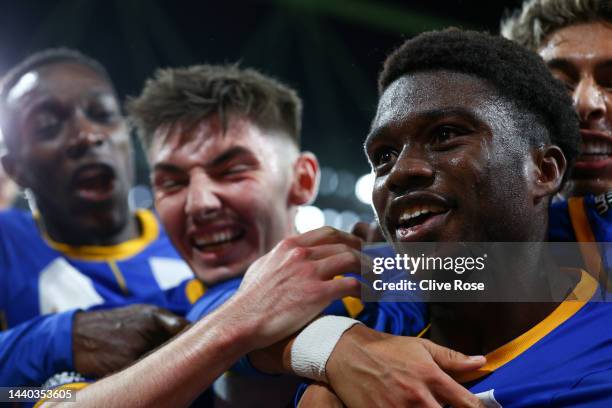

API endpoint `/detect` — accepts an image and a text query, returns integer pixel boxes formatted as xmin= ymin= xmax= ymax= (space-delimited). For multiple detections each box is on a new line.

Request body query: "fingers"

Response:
xmin=350 ymin=221 xmax=371 ymax=242
xmin=351 ymin=221 xmax=385 ymax=243
xmin=307 ymin=244 xmax=360 ymax=261
xmin=320 ymin=276 xmax=362 ymax=300
xmin=423 ymin=340 xmax=486 ymax=373
xmin=430 ymin=371 xmax=486 ymax=408
xmin=293 ymin=227 xmax=362 ymax=250
xmin=314 ymin=250 xmax=372 ymax=280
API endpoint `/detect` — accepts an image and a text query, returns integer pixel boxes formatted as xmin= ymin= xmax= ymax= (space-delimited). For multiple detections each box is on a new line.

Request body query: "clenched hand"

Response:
xmin=72 ymin=304 xmax=189 ymax=377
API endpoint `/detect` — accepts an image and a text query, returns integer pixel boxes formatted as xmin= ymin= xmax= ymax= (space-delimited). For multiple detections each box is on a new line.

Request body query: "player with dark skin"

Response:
xmin=0 ymin=60 xmax=188 ymax=378
xmin=299 ymin=33 xmax=578 ymax=406
xmin=358 ymin=3 xmax=612 ymax=238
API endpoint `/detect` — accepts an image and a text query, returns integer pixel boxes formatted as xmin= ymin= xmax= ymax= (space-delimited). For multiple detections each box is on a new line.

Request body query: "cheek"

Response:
xmin=440 ymin=141 xmax=493 ymax=191
xmin=155 ymin=194 xmax=186 ymax=236
xmin=217 ymin=180 xmax=270 ymax=229
xmin=371 ymin=177 xmax=388 ymax=222
xmin=25 ymin=144 xmax=63 ymax=167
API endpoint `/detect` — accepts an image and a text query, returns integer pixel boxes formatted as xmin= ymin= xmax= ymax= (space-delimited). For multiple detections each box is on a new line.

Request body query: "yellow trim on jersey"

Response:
xmin=186 ymin=279 xmax=207 ymax=304
xmin=416 ymin=323 xmax=431 ymax=338
xmin=568 ymin=197 xmax=602 ymax=276
xmin=39 ymin=209 xmax=159 ymax=261
xmin=333 ymin=275 xmax=365 ymax=318
xmin=108 ymin=260 xmax=130 ymax=295
xmin=569 ymin=197 xmax=597 ymax=242
xmin=341 ymin=296 xmax=364 ymax=318
xmin=33 ymin=382 xmax=89 ymax=408
xmin=456 ymin=270 xmax=596 ymax=383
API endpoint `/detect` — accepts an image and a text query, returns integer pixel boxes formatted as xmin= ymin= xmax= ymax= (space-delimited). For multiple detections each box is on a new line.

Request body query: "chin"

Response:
xmin=82 ymin=216 xmax=126 ymax=238
xmin=192 ymin=262 xmax=248 ymax=286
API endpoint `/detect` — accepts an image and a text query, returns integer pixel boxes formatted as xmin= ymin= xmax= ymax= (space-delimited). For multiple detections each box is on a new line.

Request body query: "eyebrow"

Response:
xmin=22 ymin=89 xmax=116 ymax=118
xmin=545 ymin=58 xmax=578 ymax=73
xmin=365 ymin=107 xmax=482 ymax=149
xmin=152 ymin=162 xmax=183 ymax=175
xmin=152 ymin=146 xmax=255 ymax=174
xmin=207 ymin=146 xmax=254 ymax=167
xmin=21 ymin=97 xmax=62 ymax=121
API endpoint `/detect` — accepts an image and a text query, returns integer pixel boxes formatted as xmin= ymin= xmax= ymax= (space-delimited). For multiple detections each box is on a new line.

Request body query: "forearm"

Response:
xmin=45 ymin=300 xmax=258 ymax=408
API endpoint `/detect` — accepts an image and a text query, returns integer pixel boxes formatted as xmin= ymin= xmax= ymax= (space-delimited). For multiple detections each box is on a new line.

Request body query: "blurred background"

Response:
xmin=0 ymin=0 xmax=523 ymax=230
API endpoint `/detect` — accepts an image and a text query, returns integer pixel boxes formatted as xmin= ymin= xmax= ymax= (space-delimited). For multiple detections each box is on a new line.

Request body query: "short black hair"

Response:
xmin=378 ymin=29 xmax=580 ymax=181
xmin=127 ymin=64 xmax=302 ymax=152
xmin=0 ymin=48 xmax=114 ymax=152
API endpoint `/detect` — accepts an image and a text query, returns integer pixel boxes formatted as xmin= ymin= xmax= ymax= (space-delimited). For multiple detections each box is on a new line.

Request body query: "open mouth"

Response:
xmin=577 ymin=140 xmax=612 ymax=162
xmin=398 ymin=204 xmax=447 ymax=228
xmin=574 ymin=130 xmax=612 ymax=172
xmin=190 ymin=226 xmax=246 ymax=252
xmin=394 ymin=203 xmax=449 ymax=241
xmin=71 ymin=164 xmax=116 ymax=202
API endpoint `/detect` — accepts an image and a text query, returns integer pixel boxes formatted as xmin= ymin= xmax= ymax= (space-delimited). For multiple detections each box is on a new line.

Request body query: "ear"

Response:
xmin=288 ymin=152 xmax=320 ymax=206
xmin=1 ymin=153 xmax=28 ymax=188
xmin=531 ymin=145 xmax=566 ymax=202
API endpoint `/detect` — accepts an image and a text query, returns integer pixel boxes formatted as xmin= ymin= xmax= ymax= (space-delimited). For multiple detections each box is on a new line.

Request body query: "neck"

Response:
xmin=37 ymin=204 xmax=140 ymax=246
xmin=428 ymin=301 xmax=559 ymax=355
xmin=427 ymin=256 xmax=576 ymax=355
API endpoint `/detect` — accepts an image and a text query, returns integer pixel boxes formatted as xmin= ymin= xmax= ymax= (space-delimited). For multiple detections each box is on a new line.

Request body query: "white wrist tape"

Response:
xmin=290 ymin=315 xmax=363 ymax=382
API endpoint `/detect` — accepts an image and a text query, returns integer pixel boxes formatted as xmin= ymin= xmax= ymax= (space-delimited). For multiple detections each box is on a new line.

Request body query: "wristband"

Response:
xmin=290 ymin=315 xmax=363 ymax=382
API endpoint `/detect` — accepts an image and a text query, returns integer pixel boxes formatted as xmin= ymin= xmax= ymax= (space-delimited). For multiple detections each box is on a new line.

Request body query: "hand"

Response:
xmin=228 ymin=226 xmax=367 ymax=350
xmin=72 ymin=304 xmax=189 ymax=377
xmin=326 ymin=325 xmax=486 ymax=408
xmin=299 ymin=383 xmax=344 ymax=407
xmin=351 ymin=221 xmax=385 ymax=243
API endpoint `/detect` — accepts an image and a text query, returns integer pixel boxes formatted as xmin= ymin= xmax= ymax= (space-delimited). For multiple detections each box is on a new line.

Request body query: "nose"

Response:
xmin=385 ymin=146 xmax=434 ymax=195
xmin=573 ymin=77 xmax=606 ymax=125
xmin=185 ymin=172 xmax=223 ymax=223
xmin=65 ymin=113 xmax=108 ymax=159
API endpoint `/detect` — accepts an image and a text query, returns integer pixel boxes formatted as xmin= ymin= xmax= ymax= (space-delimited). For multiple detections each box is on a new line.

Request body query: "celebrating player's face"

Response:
xmin=3 ymin=62 xmax=133 ymax=238
xmin=150 ymin=115 xmax=301 ymax=284
xmin=539 ymin=22 xmax=612 ymax=197
xmin=366 ymin=70 xmax=548 ymax=244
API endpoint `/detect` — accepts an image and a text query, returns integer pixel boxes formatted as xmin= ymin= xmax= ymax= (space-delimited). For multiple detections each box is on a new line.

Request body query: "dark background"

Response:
xmin=0 ymin=0 xmax=524 ymax=227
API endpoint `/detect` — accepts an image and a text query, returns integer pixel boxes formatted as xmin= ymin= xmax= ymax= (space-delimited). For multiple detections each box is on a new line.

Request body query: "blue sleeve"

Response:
xmin=358 ymin=301 xmax=427 ymax=336
xmin=87 ymin=278 xmax=199 ymax=317
xmin=0 ymin=310 xmax=76 ymax=386
xmin=321 ymin=270 xmax=428 ymax=336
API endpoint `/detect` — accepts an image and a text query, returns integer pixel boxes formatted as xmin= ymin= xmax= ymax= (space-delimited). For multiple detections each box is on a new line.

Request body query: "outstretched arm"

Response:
xmin=43 ymin=227 xmax=363 ymax=407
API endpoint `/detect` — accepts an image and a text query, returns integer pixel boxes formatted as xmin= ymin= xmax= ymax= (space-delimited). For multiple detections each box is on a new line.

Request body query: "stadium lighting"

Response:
xmin=295 ymin=205 xmax=325 ymax=233
xmin=355 ymin=172 xmax=374 ymax=205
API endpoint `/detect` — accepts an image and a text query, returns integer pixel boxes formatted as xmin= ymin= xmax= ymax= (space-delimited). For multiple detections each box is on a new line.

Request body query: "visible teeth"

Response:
xmin=581 ymin=141 xmax=612 ymax=155
xmin=399 ymin=204 xmax=445 ymax=223
xmin=193 ymin=229 xmax=238 ymax=247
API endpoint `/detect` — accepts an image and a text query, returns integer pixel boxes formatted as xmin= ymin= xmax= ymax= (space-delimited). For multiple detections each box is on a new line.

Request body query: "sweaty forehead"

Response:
xmin=374 ymin=70 xmax=500 ymax=127
xmin=6 ymin=61 xmax=114 ymax=108
xmin=150 ymin=116 xmax=284 ymax=165
xmin=538 ymin=22 xmax=612 ymax=63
